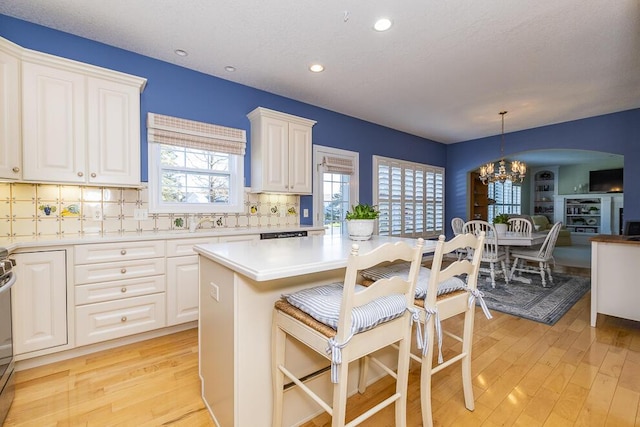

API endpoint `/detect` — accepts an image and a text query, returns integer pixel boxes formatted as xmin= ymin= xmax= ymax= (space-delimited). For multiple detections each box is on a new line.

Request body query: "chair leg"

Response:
xmin=395 ymin=332 xmax=411 ymax=427
xmin=501 ymin=260 xmax=510 ymax=284
xmin=272 ymin=316 xmax=287 ymax=427
xmin=539 ymin=261 xmax=547 ymax=287
xmin=509 ymin=257 xmax=518 ymax=280
xmin=460 ymin=305 xmax=476 ymax=411
xmin=546 ymin=262 xmax=554 ymax=284
xmin=331 ymin=353 xmax=350 ymax=427
xmin=489 ymin=262 xmax=497 ymax=288
xmin=358 ymin=356 xmax=369 ymax=394
xmin=420 ymin=315 xmax=436 ymax=427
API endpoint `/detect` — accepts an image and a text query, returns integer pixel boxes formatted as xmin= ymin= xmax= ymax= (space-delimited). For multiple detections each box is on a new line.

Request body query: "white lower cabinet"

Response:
xmin=74 ymin=241 xmax=166 ymax=346
xmin=12 ymin=250 xmax=69 ymax=356
xmin=166 ymin=255 xmax=199 ymax=325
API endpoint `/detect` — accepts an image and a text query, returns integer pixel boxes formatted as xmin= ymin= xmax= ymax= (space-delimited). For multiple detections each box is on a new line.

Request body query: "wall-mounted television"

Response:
xmin=589 ymin=168 xmax=623 ymax=193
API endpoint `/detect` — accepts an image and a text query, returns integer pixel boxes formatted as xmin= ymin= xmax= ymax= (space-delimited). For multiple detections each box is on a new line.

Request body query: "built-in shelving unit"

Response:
xmin=531 ymin=167 xmax=558 ymax=223
xmin=469 ymin=172 xmax=488 ymax=220
xmin=565 ymin=198 xmax=601 ymax=234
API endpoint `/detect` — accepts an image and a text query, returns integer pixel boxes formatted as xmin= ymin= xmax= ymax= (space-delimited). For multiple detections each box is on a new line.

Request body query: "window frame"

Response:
xmin=487 ymin=180 xmax=522 ymax=222
xmin=373 ymin=155 xmax=445 ymax=239
xmin=147 ymin=141 xmax=245 ymax=214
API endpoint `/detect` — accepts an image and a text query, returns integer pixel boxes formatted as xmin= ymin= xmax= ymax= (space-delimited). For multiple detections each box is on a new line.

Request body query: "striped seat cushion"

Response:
xmin=361 ymin=264 xmax=466 ymax=299
xmin=284 ymin=283 xmax=407 ymax=334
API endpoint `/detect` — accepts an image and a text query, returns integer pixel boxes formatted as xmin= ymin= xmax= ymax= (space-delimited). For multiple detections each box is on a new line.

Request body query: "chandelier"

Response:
xmin=479 ymin=111 xmax=526 ymax=185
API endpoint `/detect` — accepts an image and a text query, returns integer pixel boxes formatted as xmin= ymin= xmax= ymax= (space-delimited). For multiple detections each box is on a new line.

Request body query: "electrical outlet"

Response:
xmin=209 ymin=282 xmax=219 ymax=301
xmin=303 ymin=209 xmax=309 ymax=218
xmin=134 ymin=208 xmax=148 ymax=220
xmin=93 ymin=209 xmax=103 ymax=221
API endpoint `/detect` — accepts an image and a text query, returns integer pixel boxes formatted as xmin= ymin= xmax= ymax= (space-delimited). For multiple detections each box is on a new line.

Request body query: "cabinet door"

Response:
xmin=22 ymin=61 xmax=86 ymax=183
xmin=288 ymin=122 xmax=312 ymax=194
xmin=166 ymin=255 xmax=199 ymax=325
xmin=0 ymin=45 xmax=21 ymax=179
xmin=87 ymin=77 xmax=141 ymax=186
xmin=13 ymin=250 xmax=68 ymax=355
xmin=261 ymin=116 xmax=289 ymax=192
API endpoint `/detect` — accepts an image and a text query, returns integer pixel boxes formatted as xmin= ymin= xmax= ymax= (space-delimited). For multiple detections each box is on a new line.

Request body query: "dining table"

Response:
xmin=497 ymin=231 xmax=547 ymax=283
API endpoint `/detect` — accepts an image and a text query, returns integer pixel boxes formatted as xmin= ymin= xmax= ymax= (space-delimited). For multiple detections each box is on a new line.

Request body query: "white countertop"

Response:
xmin=194 ymin=234 xmax=437 ymax=281
xmin=1 ymin=225 xmax=325 ymax=253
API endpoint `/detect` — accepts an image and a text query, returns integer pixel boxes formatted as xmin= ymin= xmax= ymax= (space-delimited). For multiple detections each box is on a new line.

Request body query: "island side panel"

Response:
xmin=199 ymin=256 xmax=237 ymax=426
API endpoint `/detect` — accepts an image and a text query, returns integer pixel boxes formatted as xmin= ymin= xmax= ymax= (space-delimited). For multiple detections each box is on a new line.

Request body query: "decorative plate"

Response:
xmin=586 ymin=218 xmax=597 ymax=225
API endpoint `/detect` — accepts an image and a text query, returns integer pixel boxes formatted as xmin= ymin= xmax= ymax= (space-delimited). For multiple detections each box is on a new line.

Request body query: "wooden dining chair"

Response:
xmin=271 ymin=238 xmax=425 ymax=427
xmin=462 ymin=220 xmax=509 ymax=288
xmin=451 ymin=217 xmax=467 ymax=260
xmin=510 ymin=221 xmax=563 ymax=287
xmin=508 ymin=217 xmax=532 ymax=235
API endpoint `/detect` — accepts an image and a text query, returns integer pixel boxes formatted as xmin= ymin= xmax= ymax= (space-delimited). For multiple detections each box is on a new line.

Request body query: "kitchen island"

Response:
xmin=195 ymin=234 xmax=436 ymax=427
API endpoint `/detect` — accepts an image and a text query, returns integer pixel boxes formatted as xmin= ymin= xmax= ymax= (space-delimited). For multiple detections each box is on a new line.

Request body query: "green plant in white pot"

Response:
xmin=493 ymin=213 xmax=510 ymax=236
xmin=345 ymin=203 xmax=380 ymax=241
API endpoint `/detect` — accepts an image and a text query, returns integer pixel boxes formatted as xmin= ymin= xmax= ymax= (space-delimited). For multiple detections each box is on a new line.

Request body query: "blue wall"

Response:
xmin=2 ymin=14 xmax=639 ymax=228
xmin=446 ymin=109 xmax=640 ymax=228
xmin=0 ymin=15 xmax=445 ymax=225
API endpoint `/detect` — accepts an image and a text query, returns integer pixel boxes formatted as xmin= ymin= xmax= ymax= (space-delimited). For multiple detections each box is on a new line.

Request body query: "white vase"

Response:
xmin=347 ymin=219 xmax=375 ymax=241
xmin=495 ymin=223 xmax=508 ymax=236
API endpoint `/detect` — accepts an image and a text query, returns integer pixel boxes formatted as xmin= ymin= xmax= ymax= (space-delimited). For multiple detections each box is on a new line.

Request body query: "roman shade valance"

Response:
xmin=323 ymin=155 xmax=355 ymax=175
xmin=147 ymin=113 xmax=246 ymax=155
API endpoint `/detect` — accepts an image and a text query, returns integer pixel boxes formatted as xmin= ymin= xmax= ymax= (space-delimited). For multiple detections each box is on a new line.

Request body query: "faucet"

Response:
xmin=189 ymin=216 xmax=215 ymax=232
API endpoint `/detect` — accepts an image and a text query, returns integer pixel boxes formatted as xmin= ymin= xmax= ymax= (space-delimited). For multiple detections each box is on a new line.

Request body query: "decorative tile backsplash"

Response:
xmin=0 ymin=183 xmax=300 ymax=237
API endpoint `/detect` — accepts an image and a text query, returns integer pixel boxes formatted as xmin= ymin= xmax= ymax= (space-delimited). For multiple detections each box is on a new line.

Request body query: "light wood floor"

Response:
xmin=5 ymin=267 xmax=640 ymax=426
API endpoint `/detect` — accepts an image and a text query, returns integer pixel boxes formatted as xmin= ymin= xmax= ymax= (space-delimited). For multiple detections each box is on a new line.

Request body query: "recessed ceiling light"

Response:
xmin=374 ymin=18 xmax=392 ymax=32
xmin=309 ymin=64 xmax=325 ymax=73
xmin=174 ymin=49 xmax=188 ymax=57
xmin=225 ymin=66 xmax=236 ymax=72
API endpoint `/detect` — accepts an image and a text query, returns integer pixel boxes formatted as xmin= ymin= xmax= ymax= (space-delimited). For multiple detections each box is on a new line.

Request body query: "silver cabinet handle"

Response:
xmin=121 ymin=287 xmax=127 ymax=293
xmin=121 ymin=316 xmax=127 ymax=322
xmin=120 ymin=268 xmax=127 ymax=274
xmin=77 ymin=172 xmax=84 ymax=177
xmin=12 ymin=167 xmax=20 ymax=173
xmin=120 ymin=249 xmax=127 ymax=255
xmin=91 ymin=172 xmax=96 ymax=178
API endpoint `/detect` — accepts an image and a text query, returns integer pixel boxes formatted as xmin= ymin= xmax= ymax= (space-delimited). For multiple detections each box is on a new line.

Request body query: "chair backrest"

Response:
xmin=508 ymin=217 xmax=532 ymax=235
xmin=425 ymin=232 xmax=485 ymax=306
xmin=336 ymin=238 xmax=425 ymax=342
xmin=535 ymin=221 xmax=563 ymax=260
xmin=462 ymin=220 xmax=499 ymax=261
xmin=451 ymin=217 xmax=465 ymax=235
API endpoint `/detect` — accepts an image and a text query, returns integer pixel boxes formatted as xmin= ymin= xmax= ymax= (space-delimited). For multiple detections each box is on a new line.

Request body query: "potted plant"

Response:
xmin=493 ymin=213 xmax=510 ymax=236
xmin=345 ymin=203 xmax=380 ymax=241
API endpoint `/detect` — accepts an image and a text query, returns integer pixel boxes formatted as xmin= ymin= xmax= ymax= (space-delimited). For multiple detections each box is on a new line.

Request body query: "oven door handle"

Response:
xmin=0 ymin=271 xmax=16 ymax=294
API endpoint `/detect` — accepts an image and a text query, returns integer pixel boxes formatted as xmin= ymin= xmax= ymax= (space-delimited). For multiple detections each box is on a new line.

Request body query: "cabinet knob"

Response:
xmin=121 ymin=316 xmax=127 ymax=322
xmin=77 ymin=172 xmax=84 ymax=177
xmin=120 ymin=249 xmax=127 ymax=255
xmin=12 ymin=167 xmax=20 ymax=173
xmin=120 ymin=268 xmax=127 ymax=274
xmin=121 ymin=287 xmax=127 ymax=293
xmin=91 ymin=172 xmax=97 ymax=178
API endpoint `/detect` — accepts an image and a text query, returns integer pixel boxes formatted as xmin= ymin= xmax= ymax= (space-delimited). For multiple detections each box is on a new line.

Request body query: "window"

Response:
xmin=487 ymin=180 xmax=522 ymax=222
xmin=147 ymin=113 xmax=246 ymax=213
xmin=373 ymin=156 xmax=444 ymax=238
xmin=313 ymin=146 xmax=359 ymax=237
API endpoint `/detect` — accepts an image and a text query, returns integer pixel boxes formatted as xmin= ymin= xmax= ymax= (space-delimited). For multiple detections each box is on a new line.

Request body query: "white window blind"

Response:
xmin=374 ymin=156 xmax=444 ymax=238
xmin=323 ymin=155 xmax=355 ymax=175
xmin=488 ymin=181 xmax=522 ymax=222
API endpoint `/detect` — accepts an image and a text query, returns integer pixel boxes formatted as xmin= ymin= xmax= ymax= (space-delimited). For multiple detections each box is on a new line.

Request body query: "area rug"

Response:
xmin=476 ymin=272 xmax=590 ymax=325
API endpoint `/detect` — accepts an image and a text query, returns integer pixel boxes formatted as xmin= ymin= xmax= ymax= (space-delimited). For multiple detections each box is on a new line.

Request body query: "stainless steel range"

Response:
xmin=0 ymin=248 xmax=16 ymax=424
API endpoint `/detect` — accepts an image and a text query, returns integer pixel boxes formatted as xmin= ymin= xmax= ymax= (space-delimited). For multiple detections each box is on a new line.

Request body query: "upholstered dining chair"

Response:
xmin=462 ymin=220 xmax=510 ymax=288
xmin=509 ymin=221 xmax=562 ymax=287
xmin=271 ymin=238 xmax=425 ymax=427
xmin=356 ymin=232 xmax=489 ymax=427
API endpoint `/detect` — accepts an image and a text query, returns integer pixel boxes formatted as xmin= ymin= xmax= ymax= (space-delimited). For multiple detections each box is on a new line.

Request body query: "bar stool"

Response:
xmin=271 ymin=238 xmax=425 ymax=427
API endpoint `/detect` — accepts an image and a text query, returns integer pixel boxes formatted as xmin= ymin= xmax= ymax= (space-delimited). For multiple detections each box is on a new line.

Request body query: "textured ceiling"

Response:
xmin=1 ymin=0 xmax=639 ymax=144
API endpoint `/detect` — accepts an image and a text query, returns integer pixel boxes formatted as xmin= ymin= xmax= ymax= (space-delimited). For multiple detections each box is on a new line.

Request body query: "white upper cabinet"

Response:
xmin=20 ymin=47 xmax=146 ymax=186
xmin=0 ymin=38 xmax=21 ymax=179
xmin=248 ymin=107 xmax=316 ymax=194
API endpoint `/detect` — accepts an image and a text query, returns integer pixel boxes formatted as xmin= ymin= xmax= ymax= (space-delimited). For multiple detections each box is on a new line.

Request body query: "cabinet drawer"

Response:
xmin=75 ymin=240 xmax=165 ymax=264
xmin=166 ymin=237 xmax=217 ymax=257
xmin=75 ymin=258 xmax=164 ymax=285
xmin=75 ymin=275 xmax=166 ymax=305
xmin=75 ymin=293 xmax=166 ymax=347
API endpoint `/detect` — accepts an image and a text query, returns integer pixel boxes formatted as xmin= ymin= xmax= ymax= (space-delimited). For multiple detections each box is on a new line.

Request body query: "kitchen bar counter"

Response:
xmin=590 ymin=235 xmax=640 ymax=326
xmin=195 ymin=234 xmax=435 ymax=427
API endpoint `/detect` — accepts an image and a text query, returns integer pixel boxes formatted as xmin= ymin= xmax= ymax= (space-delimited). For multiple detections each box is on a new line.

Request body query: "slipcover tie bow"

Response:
xmin=408 ymin=307 xmax=424 ymax=351
xmin=326 ymin=334 xmax=354 ymax=383
xmin=421 ymin=306 xmax=443 ymax=363
xmin=467 ymin=287 xmax=493 ymax=320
